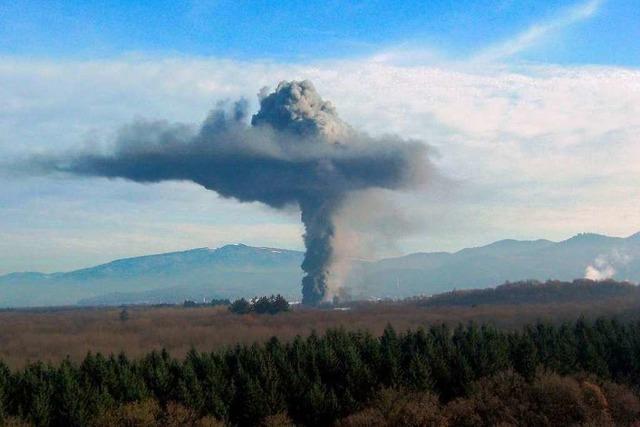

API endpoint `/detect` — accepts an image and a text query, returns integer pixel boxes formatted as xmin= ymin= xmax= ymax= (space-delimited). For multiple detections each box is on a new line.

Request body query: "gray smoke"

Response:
xmin=27 ymin=80 xmax=430 ymax=305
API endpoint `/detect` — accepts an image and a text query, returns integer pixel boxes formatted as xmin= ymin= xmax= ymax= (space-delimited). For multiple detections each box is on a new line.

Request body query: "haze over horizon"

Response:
xmin=2 ymin=0 xmax=640 ymax=275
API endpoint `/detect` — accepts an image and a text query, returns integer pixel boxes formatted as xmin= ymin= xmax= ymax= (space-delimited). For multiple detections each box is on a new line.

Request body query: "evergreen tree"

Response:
xmin=379 ymin=324 xmax=401 ymax=387
xmin=229 ymin=298 xmax=252 ymax=314
xmin=51 ymin=358 xmax=87 ymax=427
xmin=510 ymin=333 xmax=538 ymax=381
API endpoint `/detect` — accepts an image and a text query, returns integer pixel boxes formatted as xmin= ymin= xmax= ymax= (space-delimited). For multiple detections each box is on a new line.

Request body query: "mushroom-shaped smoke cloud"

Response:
xmin=31 ymin=80 xmax=431 ymax=305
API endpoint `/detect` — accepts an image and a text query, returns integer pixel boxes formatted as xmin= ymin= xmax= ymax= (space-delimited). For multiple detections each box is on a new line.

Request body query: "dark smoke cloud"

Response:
xmin=27 ymin=80 xmax=430 ymax=305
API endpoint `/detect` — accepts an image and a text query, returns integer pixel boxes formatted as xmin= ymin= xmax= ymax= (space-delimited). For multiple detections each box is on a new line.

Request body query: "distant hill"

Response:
xmin=0 ymin=244 xmax=304 ymax=307
xmin=1 ymin=232 xmax=640 ymax=307
xmin=346 ymin=232 xmax=640 ymax=299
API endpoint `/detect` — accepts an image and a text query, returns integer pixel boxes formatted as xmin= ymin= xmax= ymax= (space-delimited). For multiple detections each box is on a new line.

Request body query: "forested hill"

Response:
xmin=419 ymin=279 xmax=639 ymax=307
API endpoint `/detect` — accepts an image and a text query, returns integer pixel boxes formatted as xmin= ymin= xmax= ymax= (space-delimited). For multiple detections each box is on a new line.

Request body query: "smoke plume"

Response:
xmin=584 ymin=256 xmax=616 ymax=281
xmin=27 ymin=80 xmax=430 ymax=305
xmin=584 ymin=249 xmax=632 ymax=281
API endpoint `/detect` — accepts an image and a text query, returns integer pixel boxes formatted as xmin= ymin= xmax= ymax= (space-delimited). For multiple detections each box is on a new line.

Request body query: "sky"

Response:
xmin=1 ymin=0 xmax=639 ymax=274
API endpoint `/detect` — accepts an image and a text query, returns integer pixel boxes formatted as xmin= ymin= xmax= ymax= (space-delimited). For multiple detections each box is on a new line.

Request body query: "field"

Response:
xmin=2 ymin=291 xmax=640 ymax=369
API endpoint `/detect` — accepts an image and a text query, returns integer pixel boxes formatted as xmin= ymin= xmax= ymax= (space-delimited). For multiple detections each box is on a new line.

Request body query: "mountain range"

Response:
xmin=1 ymin=232 xmax=639 ymax=308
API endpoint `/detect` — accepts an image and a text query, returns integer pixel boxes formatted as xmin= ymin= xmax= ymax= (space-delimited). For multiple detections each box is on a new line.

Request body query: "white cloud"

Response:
xmin=473 ymin=0 xmax=602 ymax=62
xmin=1 ymin=55 xmax=639 ymax=273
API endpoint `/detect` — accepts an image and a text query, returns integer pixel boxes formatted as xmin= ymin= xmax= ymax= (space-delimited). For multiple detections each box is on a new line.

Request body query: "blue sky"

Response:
xmin=1 ymin=0 xmax=640 ymax=274
xmin=1 ymin=0 xmax=638 ymax=65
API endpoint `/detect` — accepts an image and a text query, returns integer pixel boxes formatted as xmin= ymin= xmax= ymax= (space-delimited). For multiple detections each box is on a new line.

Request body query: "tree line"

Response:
xmin=228 ymin=295 xmax=290 ymax=315
xmin=2 ymin=317 xmax=640 ymax=425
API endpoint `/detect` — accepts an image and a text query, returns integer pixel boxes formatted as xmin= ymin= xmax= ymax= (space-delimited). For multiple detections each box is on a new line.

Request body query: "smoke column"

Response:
xmin=28 ymin=80 xmax=429 ymax=305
